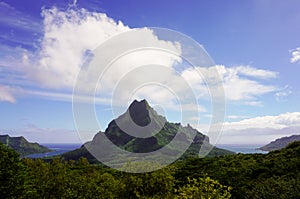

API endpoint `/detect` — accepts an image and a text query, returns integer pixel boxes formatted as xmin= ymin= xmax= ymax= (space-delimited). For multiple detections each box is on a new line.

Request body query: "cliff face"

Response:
xmin=0 ymin=134 xmax=52 ymax=156
xmin=258 ymin=134 xmax=300 ymax=151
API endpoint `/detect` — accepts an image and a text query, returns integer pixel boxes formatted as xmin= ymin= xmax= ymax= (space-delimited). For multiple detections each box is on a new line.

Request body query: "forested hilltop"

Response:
xmin=0 ymin=134 xmax=51 ymax=156
xmin=1 ymin=141 xmax=299 ymax=198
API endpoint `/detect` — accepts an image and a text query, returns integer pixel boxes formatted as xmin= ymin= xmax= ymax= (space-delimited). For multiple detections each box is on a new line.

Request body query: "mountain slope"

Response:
xmin=0 ymin=134 xmax=52 ymax=156
xmin=63 ymin=100 xmax=234 ymax=163
xmin=258 ymin=134 xmax=300 ymax=151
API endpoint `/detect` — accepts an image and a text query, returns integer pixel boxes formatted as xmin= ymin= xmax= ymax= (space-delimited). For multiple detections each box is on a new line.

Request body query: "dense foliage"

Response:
xmin=175 ymin=141 xmax=300 ymax=198
xmin=0 ymin=143 xmax=27 ymax=198
xmin=1 ymin=141 xmax=299 ymax=198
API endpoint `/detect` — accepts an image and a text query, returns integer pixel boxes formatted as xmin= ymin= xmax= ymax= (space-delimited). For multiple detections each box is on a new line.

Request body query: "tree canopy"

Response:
xmin=1 ymin=141 xmax=300 ymax=198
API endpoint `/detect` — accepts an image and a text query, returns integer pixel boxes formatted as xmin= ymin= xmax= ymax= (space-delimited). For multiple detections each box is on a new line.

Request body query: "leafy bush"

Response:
xmin=175 ymin=177 xmax=231 ymax=199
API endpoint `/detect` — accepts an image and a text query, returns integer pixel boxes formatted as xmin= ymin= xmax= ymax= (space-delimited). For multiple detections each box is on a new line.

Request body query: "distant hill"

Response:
xmin=0 ymin=134 xmax=52 ymax=156
xmin=258 ymin=134 xmax=300 ymax=151
xmin=63 ymin=99 xmax=234 ymax=163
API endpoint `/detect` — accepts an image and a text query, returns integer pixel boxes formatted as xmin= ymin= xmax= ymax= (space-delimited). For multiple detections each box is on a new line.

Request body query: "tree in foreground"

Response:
xmin=175 ymin=177 xmax=232 ymax=199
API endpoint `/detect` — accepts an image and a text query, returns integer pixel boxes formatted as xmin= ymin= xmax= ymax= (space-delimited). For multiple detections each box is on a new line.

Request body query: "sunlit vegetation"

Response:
xmin=175 ymin=141 xmax=300 ymax=199
xmin=1 ymin=141 xmax=300 ymax=198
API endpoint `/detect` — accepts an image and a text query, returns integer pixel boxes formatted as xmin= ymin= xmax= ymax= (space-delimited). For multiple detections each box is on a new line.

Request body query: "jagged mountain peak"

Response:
xmin=101 ymin=99 xmax=208 ymax=153
xmin=128 ymin=99 xmax=152 ymax=126
xmin=62 ymin=99 xmax=234 ymax=162
xmin=129 ymin=99 xmax=150 ymax=110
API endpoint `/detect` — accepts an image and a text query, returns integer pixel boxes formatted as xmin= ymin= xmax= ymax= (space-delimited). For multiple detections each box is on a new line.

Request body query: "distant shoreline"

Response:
xmin=26 ymin=143 xmax=268 ymax=159
xmin=25 ymin=143 xmax=82 ymax=158
xmin=216 ymin=144 xmax=268 ymax=154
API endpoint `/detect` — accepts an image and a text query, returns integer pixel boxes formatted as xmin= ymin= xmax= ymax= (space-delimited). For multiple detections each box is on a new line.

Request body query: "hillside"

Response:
xmin=258 ymin=134 xmax=300 ymax=151
xmin=63 ymin=99 xmax=234 ymax=163
xmin=175 ymin=141 xmax=300 ymax=198
xmin=0 ymin=134 xmax=52 ymax=156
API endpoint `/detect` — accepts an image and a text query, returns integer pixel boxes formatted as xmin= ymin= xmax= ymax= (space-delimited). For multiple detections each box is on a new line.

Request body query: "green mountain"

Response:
xmin=258 ymin=134 xmax=300 ymax=151
xmin=63 ymin=99 xmax=234 ymax=163
xmin=0 ymin=134 xmax=52 ymax=156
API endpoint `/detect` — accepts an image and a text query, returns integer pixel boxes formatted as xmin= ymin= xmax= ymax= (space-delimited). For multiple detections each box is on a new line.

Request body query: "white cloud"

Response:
xmin=23 ymin=7 xmax=183 ymax=103
xmin=223 ymin=112 xmax=300 ymax=130
xmin=233 ymin=65 xmax=278 ymax=79
xmin=7 ymin=6 xmax=186 ymax=116
xmin=0 ymin=85 xmax=16 ymax=103
xmin=21 ymin=6 xmax=278 ymax=106
xmin=216 ymin=112 xmax=300 ymax=145
xmin=1 ymin=6 xmax=181 ymax=105
xmin=226 ymin=115 xmax=249 ymax=119
xmin=217 ymin=65 xmax=277 ymax=101
xmin=290 ymin=47 xmax=300 ymax=63
xmin=28 ymin=7 xmax=130 ymax=89
xmin=182 ymin=65 xmax=278 ymax=103
xmin=275 ymin=85 xmax=292 ymax=102
xmin=1 ymin=6 xmax=282 ymax=114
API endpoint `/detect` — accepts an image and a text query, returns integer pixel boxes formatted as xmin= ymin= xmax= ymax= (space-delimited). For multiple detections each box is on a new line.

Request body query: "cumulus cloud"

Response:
xmin=21 ymin=7 xmax=183 ymax=108
xmin=290 ymin=47 xmax=300 ymax=63
xmin=23 ymin=7 xmax=183 ymax=92
xmin=2 ymin=6 xmax=281 ymax=112
xmin=216 ymin=112 xmax=300 ymax=144
xmin=216 ymin=65 xmax=277 ymax=101
xmin=0 ymin=85 xmax=16 ymax=103
xmin=223 ymin=112 xmax=300 ymax=130
xmin=28 ymin=7 xmax=131 ymax=89
xmin=17 ymin=6 xmax=187 ymax=112
xmin=182 ymin=65 xmax=278 ymax=103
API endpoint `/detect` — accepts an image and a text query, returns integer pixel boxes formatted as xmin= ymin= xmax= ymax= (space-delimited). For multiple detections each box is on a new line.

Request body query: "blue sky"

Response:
xmin=0 ymin=0 xmax=300 ymax=145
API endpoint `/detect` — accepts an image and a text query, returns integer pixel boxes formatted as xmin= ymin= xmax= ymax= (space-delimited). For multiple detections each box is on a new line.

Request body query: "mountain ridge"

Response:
xmin=258 ymin=134 xmax=300 ymax=151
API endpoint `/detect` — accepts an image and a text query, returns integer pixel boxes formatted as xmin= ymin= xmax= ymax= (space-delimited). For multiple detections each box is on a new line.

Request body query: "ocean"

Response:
xmin=25 ymin=143 xmax=82 ymax=158
xmin=216 ymin=144 xmax=268 ymax=154
xmin=25 ymin=143 xmax=267 ymax=158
